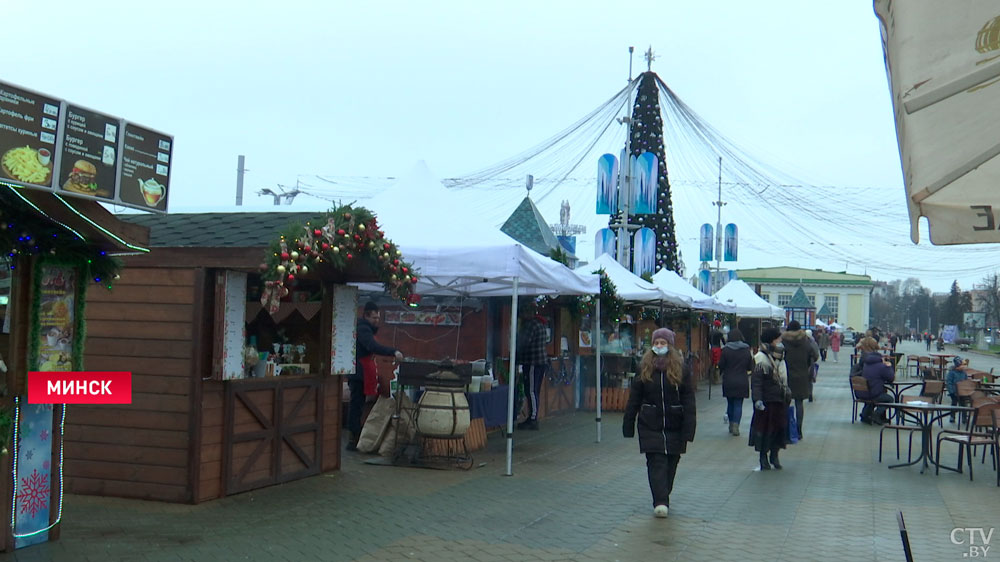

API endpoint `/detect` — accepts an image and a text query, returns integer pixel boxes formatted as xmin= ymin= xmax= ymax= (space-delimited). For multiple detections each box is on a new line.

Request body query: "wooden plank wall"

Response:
xmin=198 ymin=382 xmax=224 ymax=502
xmin=68 ymin=267 xmax=195 ymax=502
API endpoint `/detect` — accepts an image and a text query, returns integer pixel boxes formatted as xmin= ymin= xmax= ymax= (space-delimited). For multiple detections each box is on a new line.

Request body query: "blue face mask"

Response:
xmin=652 ymin=345 xmax=669 ymax=356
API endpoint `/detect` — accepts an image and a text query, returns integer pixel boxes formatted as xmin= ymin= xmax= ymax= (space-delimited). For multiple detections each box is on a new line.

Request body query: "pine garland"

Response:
xmin=0 ymin=185 xmax=122 ymax=290
xmin=259 ymin=204 xmax=417 ymax=309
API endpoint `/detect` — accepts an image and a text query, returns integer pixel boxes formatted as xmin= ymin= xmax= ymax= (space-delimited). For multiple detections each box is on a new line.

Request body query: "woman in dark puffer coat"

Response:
xmin=624 ymin=327 xmax=696 ymax=519
xmin=719 ymin=328 xmax=754 ymax=436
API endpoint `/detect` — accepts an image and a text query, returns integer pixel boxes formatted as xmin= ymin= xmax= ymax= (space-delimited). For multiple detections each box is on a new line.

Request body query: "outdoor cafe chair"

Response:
xmin=920 ymin=380 xmax=946 ymax=426
xmin=992 ymin=409 xmax=1000 ymax=487
xmin=955 ymin=379 xmax=979 ymax=425
xmin=917 ymin=356 xmax=933 ymax=379
xmin=935 ymin=400 xmax=1000 ymax=481
xmin=850 ymin=376 xmax=878 ymax=424
xmin=906 ymin=354 xmax=920 ymax=378
xmin=879 ymin=395 xmax=927 ymax=463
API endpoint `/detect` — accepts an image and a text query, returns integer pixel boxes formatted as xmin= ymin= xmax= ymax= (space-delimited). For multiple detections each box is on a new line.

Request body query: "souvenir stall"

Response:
xmin=66 ymin=205 xmax=413 ymax=503
xmin=0 ymin=184 xmax=150 ymax=551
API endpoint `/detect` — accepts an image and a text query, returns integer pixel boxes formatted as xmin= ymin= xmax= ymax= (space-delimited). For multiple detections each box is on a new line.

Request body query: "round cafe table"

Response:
xmin=881 ymin=402 xmax=973 ymax=474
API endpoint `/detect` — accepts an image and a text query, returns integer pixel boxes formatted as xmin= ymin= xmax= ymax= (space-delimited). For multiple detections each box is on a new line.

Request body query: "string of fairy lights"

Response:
xmin=283 ymin=75 xmax=1000 ymax=289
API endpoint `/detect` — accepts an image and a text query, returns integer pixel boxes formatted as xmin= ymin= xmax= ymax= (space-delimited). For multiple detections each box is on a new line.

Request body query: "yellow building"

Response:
xmin=735 ymin=267 xmax=873 ymax=332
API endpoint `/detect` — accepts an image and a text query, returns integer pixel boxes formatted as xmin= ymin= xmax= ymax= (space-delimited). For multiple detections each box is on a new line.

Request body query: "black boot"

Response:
xmin=769 ymin=450 xmax=782 ymax=470
xmin=346 ymin=433 xmax=359 ymax=451
xmin=759 ymin=452 xmax=771 ymax=471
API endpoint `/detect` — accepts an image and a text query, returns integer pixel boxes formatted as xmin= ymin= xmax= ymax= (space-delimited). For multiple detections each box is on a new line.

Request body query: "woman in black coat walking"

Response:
xmin=718 ymin=328 xmax=754 ymax=436
xmin=624 ymin=327 xmax=697 ymax=518
xmin=749 ymin=327 xmax=791 ymax=471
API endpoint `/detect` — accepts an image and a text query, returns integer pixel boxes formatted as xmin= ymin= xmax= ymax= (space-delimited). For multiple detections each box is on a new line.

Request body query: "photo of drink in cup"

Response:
xmin=137 ymin=178 xmax=165 ymax=207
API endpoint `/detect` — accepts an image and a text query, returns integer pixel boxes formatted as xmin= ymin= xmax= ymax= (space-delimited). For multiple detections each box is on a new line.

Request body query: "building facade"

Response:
xmin=735 ymin=267 xmax=873 ymax=333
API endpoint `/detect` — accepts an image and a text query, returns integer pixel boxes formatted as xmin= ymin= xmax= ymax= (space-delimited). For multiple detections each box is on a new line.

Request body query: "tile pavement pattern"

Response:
xmin=4 ymin=339 xmax=999 ymax=561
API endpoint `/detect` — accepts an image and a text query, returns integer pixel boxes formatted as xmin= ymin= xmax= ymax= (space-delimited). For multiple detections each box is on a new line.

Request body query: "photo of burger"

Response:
xmin=61 ymin=160 xmax=105 ymax=196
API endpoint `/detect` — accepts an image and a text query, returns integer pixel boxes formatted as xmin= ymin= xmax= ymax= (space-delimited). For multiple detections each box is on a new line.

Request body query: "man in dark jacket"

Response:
xmin=516 ymin=304 xmax=549 ymax=430
xmin=857 ymin=338 xmax=894 ymax=424
xmin=346 ymin=301 xmax=403 ymax=451
xmin=718 ymin=328 xmax=753 ymax=437
xmin=781 ymin=320 xmax=818 ymax=439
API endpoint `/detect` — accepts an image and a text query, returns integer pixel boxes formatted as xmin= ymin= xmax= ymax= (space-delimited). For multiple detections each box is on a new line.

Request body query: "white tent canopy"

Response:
xmin=576 ymin=254 xmax=686 ymax=305
xmin=712 ymin=280 xmax=784 ymax=319
xmin=363 ymin=162 xmax=600 ymax=475
xmin=875 ymin=0 xmax=1000 ymax=244
xmin=362 ymin=162 xmax=599 ymax=297
xmin=650 ymin=268 xmax=732 ymax=312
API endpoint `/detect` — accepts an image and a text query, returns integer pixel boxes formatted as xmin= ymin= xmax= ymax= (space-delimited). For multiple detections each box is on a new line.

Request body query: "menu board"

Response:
xmin=57 ymin=104 xmax=119 ymax=199
xmin=330 ymin=285 xmax=358 ymax=375
xmin=0 ymin=79 xmax=171 ymax=213
xmin=0 ymin=83 xmax=59 ymax=189
xmin=118 ymin=122 xmax=170 ymax=210
xmin=35 ymin=264 xmax=77 ymax=372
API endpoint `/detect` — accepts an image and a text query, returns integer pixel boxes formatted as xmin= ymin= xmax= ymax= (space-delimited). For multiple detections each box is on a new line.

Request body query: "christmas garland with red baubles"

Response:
xmin=259 ymin=204 xmax=417 ymax=314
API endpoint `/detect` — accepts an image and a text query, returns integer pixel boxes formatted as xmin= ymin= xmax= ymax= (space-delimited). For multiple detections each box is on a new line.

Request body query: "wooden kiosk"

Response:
xmin=0 ymin=185 xmax=150 ymax=551
xmin=65 ymin=208 xmax=414 ymax=504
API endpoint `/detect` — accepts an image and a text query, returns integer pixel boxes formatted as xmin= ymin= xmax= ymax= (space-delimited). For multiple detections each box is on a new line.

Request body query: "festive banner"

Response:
xmin=384 ymin=309 xmax=462 ymax=326
xmin=697 ymin=269 xmax=711 ymax=295
xmin=14 ymin=402 xmax=54 ymax=548
xmin=630 ymin=152 xmax=658 ymax=214
xmin=699 ymin=224 xmax=713 ymax=262
xmin=596 ymin=153 xmax=618 ymax=215
xmin=595 ymin=228 xmax=616 ymax=259
xmin=632 ymin=227 xmax=656 ymax=277
xmin=724 ymin=223 xmax=738 ymax=261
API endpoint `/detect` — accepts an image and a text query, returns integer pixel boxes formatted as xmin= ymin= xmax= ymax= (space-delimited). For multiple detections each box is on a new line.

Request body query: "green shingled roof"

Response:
xmin=817 ymin=303 xmax=832 ymax=316
xmin=786 ymin=287 xmax=814 ymax=309
xmin=735 ymin=266 xmax=872 ymax=286
xmin=500 ymin=197 xmax=566 ymax=257
xmin=118 ymin=212 xmax=327 ymax=247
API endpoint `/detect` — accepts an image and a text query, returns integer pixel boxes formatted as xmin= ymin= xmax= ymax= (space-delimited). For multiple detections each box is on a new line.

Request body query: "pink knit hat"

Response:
xmin=651 ymin=327 xmax=675 ymax=345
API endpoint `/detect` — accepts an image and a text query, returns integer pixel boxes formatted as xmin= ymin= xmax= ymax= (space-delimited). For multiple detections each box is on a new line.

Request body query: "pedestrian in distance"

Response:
xmin=817 ymin=327 xmax=830 ymax=362
xmin=709 ymin=320 xmax=725 ymax=384
xmin=781 ymin=320 xmax=818 ymax=439
xmin=718 ymin=328 xmax=753 ymax=436
xmin=749 ymin=327 xmax=791 ymax=470
xmin=829 ymin=328 xmax=841 ymax=363
xmin=623 ymin=327 xmax=696 ymax=518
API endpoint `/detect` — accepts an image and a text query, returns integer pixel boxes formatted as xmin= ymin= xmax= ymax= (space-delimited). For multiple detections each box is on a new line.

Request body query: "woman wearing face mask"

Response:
xmin=749 ymin=327 xmax=792 ymax=470
xmin=623 ymin=327 xmax=697 ymax=518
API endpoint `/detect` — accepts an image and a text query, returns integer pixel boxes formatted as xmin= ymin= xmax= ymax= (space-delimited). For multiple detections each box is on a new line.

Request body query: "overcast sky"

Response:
xmin=4 ymin=1 xmax=991 ymax=293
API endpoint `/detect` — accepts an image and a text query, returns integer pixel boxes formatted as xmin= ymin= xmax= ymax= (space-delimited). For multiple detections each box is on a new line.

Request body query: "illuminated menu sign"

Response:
xmin=58 ymin=104 xmax=119 ymax=199
xmin=0 ymin=79 xmax=171 ymax=213
xmin=118 ymin=123 xmax=170 ymax=211
xmin=0 ymin=83 xmax=59 ymax=189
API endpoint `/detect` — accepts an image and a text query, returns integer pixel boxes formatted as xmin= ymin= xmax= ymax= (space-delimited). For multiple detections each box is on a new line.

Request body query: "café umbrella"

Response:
xmin=875 ymin=0 xmax=1000 ymax=244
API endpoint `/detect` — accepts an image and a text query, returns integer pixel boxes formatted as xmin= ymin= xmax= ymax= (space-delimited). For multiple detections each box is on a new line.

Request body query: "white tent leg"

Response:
xmin=505 ymin=278 xmax=519 ymax=476
xmin=596 ymin=297 xmax=602 ymax=443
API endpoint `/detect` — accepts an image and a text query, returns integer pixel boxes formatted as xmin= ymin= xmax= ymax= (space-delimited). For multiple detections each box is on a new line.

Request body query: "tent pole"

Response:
xmin=505 ymin=278 xmax=519 ymax=476
xmin=596 ymin=297 xmax=602 ymax=443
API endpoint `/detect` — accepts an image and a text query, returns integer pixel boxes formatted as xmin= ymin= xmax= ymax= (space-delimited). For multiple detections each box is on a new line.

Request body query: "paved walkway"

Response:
xmin=4 ymin=343 xmax=1000 ymax=561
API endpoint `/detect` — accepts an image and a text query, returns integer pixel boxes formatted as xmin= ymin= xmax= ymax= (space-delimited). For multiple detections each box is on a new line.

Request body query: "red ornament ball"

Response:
xmin=337 ymin=229 xmax=345 ymax=236
xmin=313 ymin=229 xmax=322 ymax=237
xmin=401 ymin=267 xmax=408 ymax=274
xmin=280 ymin=252 xmax=290 ymax=261
xmin=346 ymin=253 xmax=354 ymax=260
xmin=393 ymin=259 xmax=400 ymax=266
xmin=321 ymin=242 xmax=330 ymax=251
xmin=383 ymin=243 xmax=390 ymax=250
xmin=287 ymin=274 xmax=296 ymax=282
xmin=411 ymin=277 xmax=418 ymax=284
xmin=353 ymin=235 xmax=361 ymax=241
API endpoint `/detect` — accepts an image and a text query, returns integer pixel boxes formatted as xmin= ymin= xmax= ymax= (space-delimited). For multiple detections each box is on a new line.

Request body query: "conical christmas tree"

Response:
xmin=620 ymin=71 xmax=680 ymax=273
